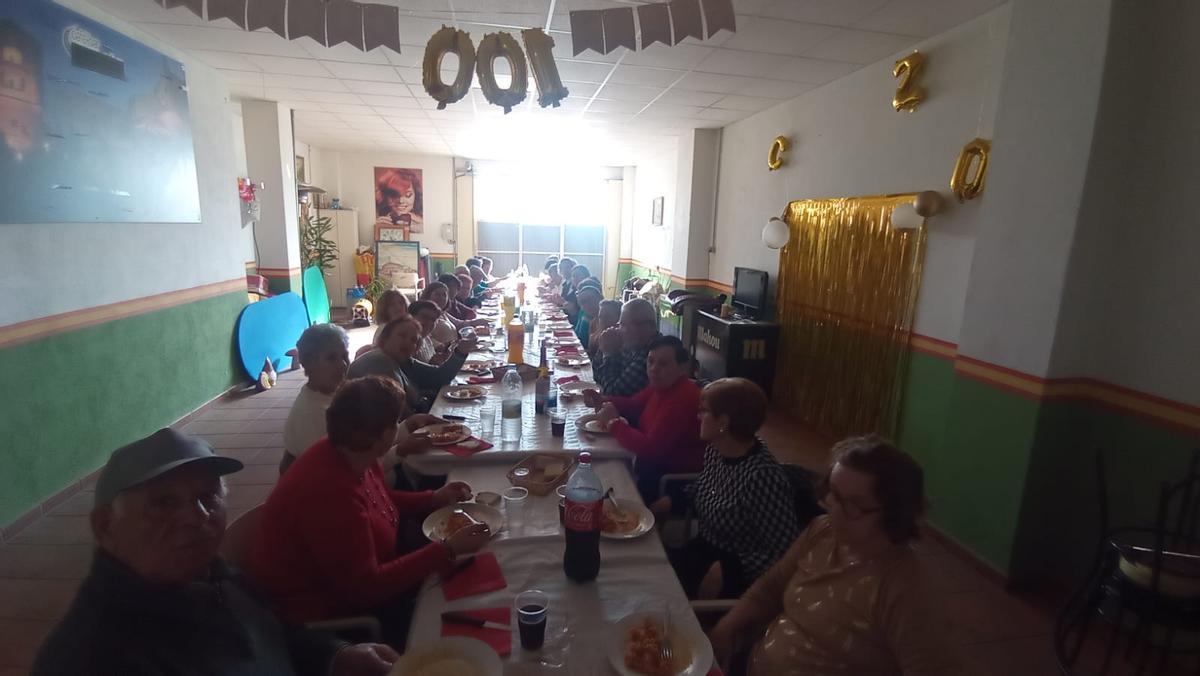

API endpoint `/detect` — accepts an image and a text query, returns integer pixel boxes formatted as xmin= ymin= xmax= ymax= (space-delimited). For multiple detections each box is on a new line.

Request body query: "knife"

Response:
xmin=441 ymin=610 xmax=511 ymax=632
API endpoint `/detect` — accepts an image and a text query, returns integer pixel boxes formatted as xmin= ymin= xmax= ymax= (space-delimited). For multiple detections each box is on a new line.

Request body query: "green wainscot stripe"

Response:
xmin=0 ymin=291 xmax=247 ymax=526
xmin=267 ymin=274 xmax=303 ymax=296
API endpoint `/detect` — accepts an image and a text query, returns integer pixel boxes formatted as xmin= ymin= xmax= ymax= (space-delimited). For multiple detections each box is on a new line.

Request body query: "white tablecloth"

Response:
xmin=408 ymin=461 xmax=706 ymax=675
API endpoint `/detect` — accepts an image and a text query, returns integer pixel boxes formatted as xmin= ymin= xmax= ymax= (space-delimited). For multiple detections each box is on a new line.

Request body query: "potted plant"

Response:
xmin=300 ymin=214 xmax=338 ymax=273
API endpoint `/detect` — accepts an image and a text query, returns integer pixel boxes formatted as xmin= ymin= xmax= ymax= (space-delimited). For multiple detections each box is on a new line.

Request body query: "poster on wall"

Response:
xmin=0 ymin=0 xmax=200 ymax=224
xmin=374 ymin=166 xmax=423 ymax=236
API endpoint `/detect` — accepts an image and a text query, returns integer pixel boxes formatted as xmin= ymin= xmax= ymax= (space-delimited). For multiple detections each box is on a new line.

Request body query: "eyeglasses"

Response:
xmin=819 ymin=485 xmax=883 ymax=520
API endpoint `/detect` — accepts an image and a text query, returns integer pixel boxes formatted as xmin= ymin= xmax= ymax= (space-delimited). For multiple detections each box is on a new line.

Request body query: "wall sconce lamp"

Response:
xmin=890 ymin=190 xmax=945 ymax=230
xmin=762 ymin=215 xmax=790 ymax=249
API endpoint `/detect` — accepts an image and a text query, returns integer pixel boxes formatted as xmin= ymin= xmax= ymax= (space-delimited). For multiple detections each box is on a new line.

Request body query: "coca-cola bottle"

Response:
xmin=563 ymin=451 xmax=602 ymax=582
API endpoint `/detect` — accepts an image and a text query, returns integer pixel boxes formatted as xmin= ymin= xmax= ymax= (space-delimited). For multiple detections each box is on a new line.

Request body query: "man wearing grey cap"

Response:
xmin=32 ymin=428 xmax=397 ymax=675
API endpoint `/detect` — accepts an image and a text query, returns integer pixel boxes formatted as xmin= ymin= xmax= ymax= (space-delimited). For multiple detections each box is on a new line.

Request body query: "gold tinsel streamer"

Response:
xmin=775 ymin=195 xmax=927 ymax=440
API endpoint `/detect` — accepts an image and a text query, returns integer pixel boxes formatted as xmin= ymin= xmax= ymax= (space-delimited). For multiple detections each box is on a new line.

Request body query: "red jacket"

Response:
xmin=608 ymin=377 xmax=704 ymax=476
xmin=248 ymin=438 xmax=450 ymax=623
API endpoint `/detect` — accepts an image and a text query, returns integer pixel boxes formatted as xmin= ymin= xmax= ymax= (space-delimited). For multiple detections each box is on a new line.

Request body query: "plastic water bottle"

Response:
xmin=563 ymin=451 xmax=603 ymax=582
xmin=501 ymin=367 xmax=523 ymax=442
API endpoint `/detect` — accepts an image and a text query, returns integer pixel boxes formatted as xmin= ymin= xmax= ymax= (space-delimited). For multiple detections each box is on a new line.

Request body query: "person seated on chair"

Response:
xmin=573 ymin=282 xmax=603 ymax=350
xmin=468 ymin=265 xmax=497 ymax=300
xmin=406 ymin=300 xmax=446 ymax=364
xmin=372 ymin=289 xmax=408 ymax=346
xmin=708 ymin=436 xmax=959 ymax=676
xmin=562 ymin=264 xmax=591 ymax=324
xmin=283 ymin=324 xmax=441 ymax=477
xmin=250 ymin=378 xmax=490 ymax=648
xmin=348 ymin=317 xmax=473 ymax=413
xmin=584 ymin=336 xmax=703 ymax=501
xmin=421 ymin=281 xmax=489 ymax=347
xmin=438 ymin=274 xmax=477 ymax=321
xmin=651 ymin=378 xmax=802 ymax=600
xmin=588 ymin=299 xmax=622 ymax=360
xmin=453 ymin=264 xmax=470 ymax=277
xmin=591 ymin=297 xmax=659 ymax=397
xmin=33 ymin=428 xmax=397 ymax=676
xmin=555 ymin=257 xmax=577 ymax=308
xmin=538 ymin=256 xmax=562 ymax=295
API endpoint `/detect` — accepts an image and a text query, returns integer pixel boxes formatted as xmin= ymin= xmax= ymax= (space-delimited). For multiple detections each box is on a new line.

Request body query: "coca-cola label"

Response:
xmin=564 ymin=499 xmax=600 ymax=531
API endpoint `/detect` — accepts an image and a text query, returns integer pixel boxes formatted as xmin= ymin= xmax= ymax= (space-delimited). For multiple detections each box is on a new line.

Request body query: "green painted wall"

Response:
xmin=431 ymin=257 xmax=456 ymax=278
xmin=267 ymin=274 xmax=303 ymax=295
xmin=0 ymin=291 xmax=247 ymax=526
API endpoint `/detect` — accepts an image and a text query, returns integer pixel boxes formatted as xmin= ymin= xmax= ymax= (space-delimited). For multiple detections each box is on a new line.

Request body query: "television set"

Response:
xmin=731 ymin=267 xmax=769 ymax=318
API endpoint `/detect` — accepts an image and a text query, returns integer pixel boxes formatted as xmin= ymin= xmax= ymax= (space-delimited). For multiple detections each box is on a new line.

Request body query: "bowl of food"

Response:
xmin=608 ymin=612 xmax=712 ymax=676
xmin=389 ymin=636 xmax=502 ymax=676
xmin=417 ymin=423 xmax=472 ymax=446
xmin=422 ymin=502 xmax=503 ymax=542
xmin=444 ymin=385 xmax=487 ymax=401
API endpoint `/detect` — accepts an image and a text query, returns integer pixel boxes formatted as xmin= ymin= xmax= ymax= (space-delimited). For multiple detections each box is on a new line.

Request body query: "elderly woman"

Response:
xmin=421 ymin=281 xmax=488 ymax=347
xmin=585 ymin=335 xmax=704 ymax=501
xmin=438 ymin=273 xmax=476 ymax=321
xmin=372 ymin=289 xmax=408 ymax=344
xmin=250 ymin=377 xmax=491 ymax=645
xmin=348 ymin=316 xmax=473 ymax=413
xmin=406 ymin=300 xmax=445 ymax=363
xmin=709 ymin=436 xmax=958 ymax=676
xmin=651 ymin=378 xmax=801 ymax=599
xmin=573 ymin=282 xmax=603 ymax=350
xmin=562 ymin=263 xmax=591 ymax=324
xmin=589 ymin=298 xmax=622 ymax=359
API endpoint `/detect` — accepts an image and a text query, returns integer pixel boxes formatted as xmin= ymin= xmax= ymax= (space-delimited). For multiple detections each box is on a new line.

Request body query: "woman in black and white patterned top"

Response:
xmin=654 ymin=378 xmax=802 ymax=599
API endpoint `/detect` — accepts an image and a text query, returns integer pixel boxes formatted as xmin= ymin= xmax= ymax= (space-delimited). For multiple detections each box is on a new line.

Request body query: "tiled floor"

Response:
xmin=0 ymin=326 xmax=1180 ymax=674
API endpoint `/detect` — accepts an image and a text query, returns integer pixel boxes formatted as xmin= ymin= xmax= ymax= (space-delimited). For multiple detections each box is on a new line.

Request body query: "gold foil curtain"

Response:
xmin=775 ymin=195 xmax=927 ymax=439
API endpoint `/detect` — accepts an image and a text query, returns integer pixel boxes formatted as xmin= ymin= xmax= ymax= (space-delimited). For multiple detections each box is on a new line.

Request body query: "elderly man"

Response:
xmin=593 ymin=297 xmax=661 ymax=397
xmin=33 ymin=429 xmax=396 ymax=676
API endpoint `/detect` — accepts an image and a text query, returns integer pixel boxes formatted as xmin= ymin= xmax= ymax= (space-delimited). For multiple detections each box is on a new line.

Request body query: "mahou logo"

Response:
xmin=564 ymin=500 xmax=599 ymax=531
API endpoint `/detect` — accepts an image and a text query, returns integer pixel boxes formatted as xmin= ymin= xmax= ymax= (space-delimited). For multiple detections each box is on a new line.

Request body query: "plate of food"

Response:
xmin=445 ymin=385 xmax=487 ymax=401
xmin=558 ymin=381 xmax=597 ymax=399
xmin=608 ymin=612 xmax=712 ymax=676
xmin=576 ymin=414 xmax=612 ymax=435
xmin=601 ymin=498 xmax=654 ymax=539
xmin=417 ymin=423 xmax=472 ymax=446
xmin=461 ymin=358 xmax=499 ymax=373
xmin=557 ymin=355 xmax=591 ymax=368
xmin=422 ymin=502 xmax=503 ymax=542
xmin=389 ymin=636 xmax=502 ymax=676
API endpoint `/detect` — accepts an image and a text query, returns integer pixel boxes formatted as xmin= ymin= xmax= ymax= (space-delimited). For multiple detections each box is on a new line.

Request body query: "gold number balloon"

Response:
xmin=423 ymin=26 xmax=476 ymax=110
xmin=767 ymin=135 xmax=790 ymax=171
xmin=892 ymin=51 xmax=926 ymax=112
xmin=522 ymin=28 xmax=569 ymax=108
xmin=476 ymin=32 xmax=529 ymax=114
xmin=950 ymin=138 xmax=991 ymax=202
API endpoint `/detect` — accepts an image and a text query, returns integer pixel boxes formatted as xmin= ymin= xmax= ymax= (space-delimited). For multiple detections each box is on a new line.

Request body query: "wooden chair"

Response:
xmin=1054 ymin=448 xmax=1200 ymax=675
xmin=222 ymin=504 xmax=382 ymax=641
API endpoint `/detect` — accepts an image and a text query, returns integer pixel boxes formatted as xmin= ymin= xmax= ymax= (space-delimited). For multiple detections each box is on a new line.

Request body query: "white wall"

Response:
xmin=708 ymin=6 xmax=1011 ymax=343
xmin=300 ymin=148 xmax=456 ymax=254
xmin=631 ymin=139 xmax=679 ymax=271
xmin=0 ymin=0 xmax=244 ymax=326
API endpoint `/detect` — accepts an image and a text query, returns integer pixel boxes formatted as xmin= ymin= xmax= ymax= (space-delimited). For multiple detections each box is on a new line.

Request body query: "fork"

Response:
xmin=660 ymin=609 xmax=673 ymax=665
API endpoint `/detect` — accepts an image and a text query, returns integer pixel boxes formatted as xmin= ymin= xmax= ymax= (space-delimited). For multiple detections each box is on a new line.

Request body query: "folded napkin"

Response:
xmin=553 ymin=329 xmax=575 ymax=337
xmin=441 ymin=606 xmax=511 ymax=656
xmin=467 ymin=375 xmax=496 ymax=384
xmin=443 ymin=552 xmax=507 ymax=601
xmin=443 ymin=437 xmax=495 ymax=458
xmin=555 ymin=375 xmax=580 ymax=385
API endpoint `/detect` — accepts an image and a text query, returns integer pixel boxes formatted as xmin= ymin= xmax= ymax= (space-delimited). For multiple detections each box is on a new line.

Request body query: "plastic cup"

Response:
xmin=550 ymin=409 xmax=566 ymax=438
xmin=478 ymin=404 xmax=496 ymax=439
xmin=515 ymin=590 xmax=550 ymax=650
xmin=502 ymin=486 xmax=529 ymax=534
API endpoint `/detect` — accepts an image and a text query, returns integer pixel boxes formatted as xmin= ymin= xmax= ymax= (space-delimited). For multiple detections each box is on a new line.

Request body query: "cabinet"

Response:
xmin=693 ymin=311 xmax=781 ymax=397
xmin=317 ymin=207 xmax=359 ymax=307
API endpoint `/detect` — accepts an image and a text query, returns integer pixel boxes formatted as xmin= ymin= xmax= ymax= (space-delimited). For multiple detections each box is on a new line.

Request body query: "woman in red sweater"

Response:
xmin=584 ymin=335 xmax=704 ymax=501
xmin=249 ymin=376 xmax=490 ymax=645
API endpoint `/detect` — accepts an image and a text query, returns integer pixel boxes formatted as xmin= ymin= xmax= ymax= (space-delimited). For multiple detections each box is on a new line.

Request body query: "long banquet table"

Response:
xmin=406 ymin=290 xmax=712 ymax=674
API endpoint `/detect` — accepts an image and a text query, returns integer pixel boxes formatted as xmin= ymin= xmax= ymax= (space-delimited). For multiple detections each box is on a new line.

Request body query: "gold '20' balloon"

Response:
xmin=522 ymin=28 xmax=569 ymax=108
xmin=476 ymin=32 xmax=528 ymax=114
xmin=950 ymin=138 xmax=991 ymax=202
xmin=423 ymin=26 xmax=475 ymax=110
xmin=767 ymin=135 xmax=790 ymax=170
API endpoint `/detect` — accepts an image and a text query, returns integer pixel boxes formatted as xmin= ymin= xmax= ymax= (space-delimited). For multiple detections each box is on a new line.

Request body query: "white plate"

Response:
xmin=445 ymin=385 xmax=487 ymax=401
xmin=559 ymin=381 xmax=597 ymax=394
xmin=461 ymin=358 xmax=499 ymax=372
xmin=417 ymin=423 xmax=472 ymax=446
xmin=390 ymin=636 xmax=503 ymax=676
xmin=421 ymin=502 xmax=504 ymax=542
xmin=601 ymin=498 xmax=655 ymax=539
xmin=576 ymin=414 xmax=611 ymax=435
xmin=557 ymin=356 xmax=591 ymax=368
xmin=608 ymin=612 xmax=713 ymax=676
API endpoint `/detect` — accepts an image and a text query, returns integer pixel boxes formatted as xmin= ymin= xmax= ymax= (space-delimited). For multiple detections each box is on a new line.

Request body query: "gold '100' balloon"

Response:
xmin=476 ymin=32 xmax=528 ymax=114
xmin=522 ymin=28 xmax=569 ymax=108
xmin=423 ymin=26 xmax=475 ymax=110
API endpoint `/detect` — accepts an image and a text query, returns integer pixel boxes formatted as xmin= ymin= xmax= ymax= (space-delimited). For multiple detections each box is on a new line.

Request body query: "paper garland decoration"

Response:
xmin=149 ymin=0 xmax=398 ymax=53
xmin=569 ymin=0 xmax=735 ymax=56
xmin=327 ymin=0 xmax=365 ymax=49
xmin=206 ymin=0 xmax=247 ymax=29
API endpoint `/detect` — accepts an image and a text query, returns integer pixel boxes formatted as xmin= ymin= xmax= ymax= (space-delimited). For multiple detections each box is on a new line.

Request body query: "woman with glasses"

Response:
xmin=708 ymin=435 xmax=959 ymax=676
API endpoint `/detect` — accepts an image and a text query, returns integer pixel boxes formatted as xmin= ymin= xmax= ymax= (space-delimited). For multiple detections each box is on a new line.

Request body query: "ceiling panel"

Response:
xmin=756 ymin=0 xmax=890 ymax=25
xmin=607 ymin=66 xmax=685 ymax=88
xmin=245 ymin=55 xmax=327 ymax=76
xmin=320 ymin=62 xmax=404 ymax=83
xmin=716 ymin=17 xmax=838 ymax=56
xmin=802 ymin=29 xmax=920 ymax=64
xmin=855 ymin=0 xmax=1006 ymax=37
xmin=711 ymin=95 xmax=787 ymax=112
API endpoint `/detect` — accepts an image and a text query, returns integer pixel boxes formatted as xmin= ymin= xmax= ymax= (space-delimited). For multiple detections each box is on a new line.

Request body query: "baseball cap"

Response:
xmin=94 ymin=428 xmax=244 ymax=507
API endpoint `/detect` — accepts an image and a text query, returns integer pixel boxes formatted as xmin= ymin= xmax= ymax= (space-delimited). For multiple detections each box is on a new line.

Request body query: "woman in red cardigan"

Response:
xmin=248 ymin=376 xmax=490 ymax=646
xmin=584 ymin=335 xmax=704 ymax=501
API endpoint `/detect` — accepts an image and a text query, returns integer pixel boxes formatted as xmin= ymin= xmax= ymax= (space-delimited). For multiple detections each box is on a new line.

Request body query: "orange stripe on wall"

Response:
xmin=0 ymin=278 xmax=246 ymax=350
xmin=257 ymin=267 xmax=301 ymax=277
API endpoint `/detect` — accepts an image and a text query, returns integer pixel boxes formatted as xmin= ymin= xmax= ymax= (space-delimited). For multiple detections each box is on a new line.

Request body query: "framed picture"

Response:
xmin=375 ymin=222 xmax=408 ymax=242
xmin=375 ymin=240 xmax=421 ymax=290
xmin=651 ymin=196 xmax=664 ymax=226
xmin=375 ymin=166 xmax=424 ymax=234
xmin=295 ymin=155 xmax=306 ymax=183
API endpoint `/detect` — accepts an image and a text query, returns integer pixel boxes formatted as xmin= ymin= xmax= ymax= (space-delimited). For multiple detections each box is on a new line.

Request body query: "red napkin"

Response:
xmin=443 ymin=437 xmax=494 ymax=458
xmin=553 ymin=329 xmax=575 ymax=337
xmin=707 ymin=666 xmax=725 ymax=676
xmin=443 ymin=552 xmax=507 ymax=601
xmin=555 ymin=375 xmax=580 ymax=385
xmin=467 ymin=376 xmax=496 ymax=384
xmin=441 ymin=606 xmax=511 ymax=657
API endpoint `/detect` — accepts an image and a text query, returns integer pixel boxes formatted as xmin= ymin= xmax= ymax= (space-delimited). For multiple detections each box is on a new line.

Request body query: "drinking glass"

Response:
xmin=515 ymin=590 xmax=550 ymax=650
xmin=502 ymin=486 xmax=529 ymax=534
xmin=478 ymin=404 xmax=496 ymax=439
xmin=550 ymin=409 xmax=566 ymax=438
